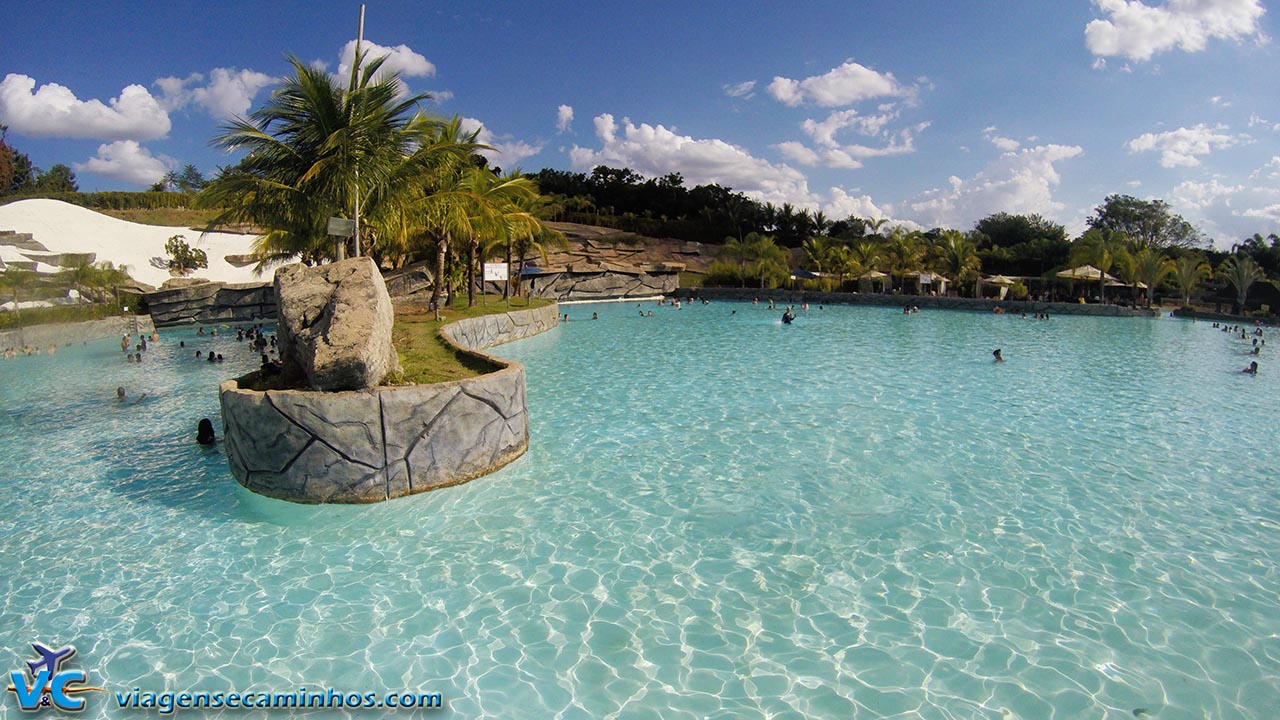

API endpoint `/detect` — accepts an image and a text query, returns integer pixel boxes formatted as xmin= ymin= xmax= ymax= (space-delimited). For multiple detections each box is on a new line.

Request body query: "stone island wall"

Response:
xmin=219 ymin=303 xmax=559 ymax=503
xmin=141 ymin=281 xmax=276 ymax=327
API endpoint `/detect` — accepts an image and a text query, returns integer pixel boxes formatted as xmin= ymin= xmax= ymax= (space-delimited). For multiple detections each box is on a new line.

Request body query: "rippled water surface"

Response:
xmin=1 ymin=304 xmax=1277 ymax=719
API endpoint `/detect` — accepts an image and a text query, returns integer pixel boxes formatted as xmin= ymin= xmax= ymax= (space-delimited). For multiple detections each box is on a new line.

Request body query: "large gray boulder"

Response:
xmin=274 ymin=257 xmax=401 ymax=391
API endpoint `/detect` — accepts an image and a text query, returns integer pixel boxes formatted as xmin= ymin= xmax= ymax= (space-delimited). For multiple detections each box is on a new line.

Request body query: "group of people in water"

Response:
xmin=2 ymin=343 xmax=56 ymax=359
xmin=1212 ymin=321 xmax=1265 ymax=374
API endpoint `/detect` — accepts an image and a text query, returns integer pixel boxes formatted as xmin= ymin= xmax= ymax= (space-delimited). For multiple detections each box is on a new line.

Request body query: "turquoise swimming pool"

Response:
xmin=1 ymin=304 xmax=1276 ymax=718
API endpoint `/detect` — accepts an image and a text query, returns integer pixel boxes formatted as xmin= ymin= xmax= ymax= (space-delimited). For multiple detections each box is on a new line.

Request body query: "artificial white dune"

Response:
xmin=0 ymin=199 xmax=266 ymax=288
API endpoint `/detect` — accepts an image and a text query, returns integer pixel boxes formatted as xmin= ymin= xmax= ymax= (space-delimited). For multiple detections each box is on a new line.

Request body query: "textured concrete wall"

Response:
xmin=143 ymin=281 xmax=276 ymax=327
xmin=519 ymin=269 xmax=679 ymax=301
xmin=220 ymin=303 xmax=559 ymax=503
xmin=0 ymin=314 xmax=155 ymax=350
xmin=675 ymin=287 xmax=1158 ymax=318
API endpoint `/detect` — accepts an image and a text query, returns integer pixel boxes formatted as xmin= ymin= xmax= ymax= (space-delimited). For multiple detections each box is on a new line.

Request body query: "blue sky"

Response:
xmin=3 ymin=0 xmax=1278 ymax=246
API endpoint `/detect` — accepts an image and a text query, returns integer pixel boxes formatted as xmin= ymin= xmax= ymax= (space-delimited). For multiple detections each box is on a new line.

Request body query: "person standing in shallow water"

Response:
xmin=993 ymin=349 xmax=1004 ymax=362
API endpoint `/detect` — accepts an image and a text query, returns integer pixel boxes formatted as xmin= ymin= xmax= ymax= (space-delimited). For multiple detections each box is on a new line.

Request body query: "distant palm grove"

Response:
xmin=2 ymin=51 xmax=1277 ymax=316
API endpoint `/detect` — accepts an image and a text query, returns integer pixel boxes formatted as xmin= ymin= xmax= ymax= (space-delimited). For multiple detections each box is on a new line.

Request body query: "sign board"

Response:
xmin=327 ymin=217 xmax=355 ymax=237
xmin=483 ymin=263 xmax=509 ymax=282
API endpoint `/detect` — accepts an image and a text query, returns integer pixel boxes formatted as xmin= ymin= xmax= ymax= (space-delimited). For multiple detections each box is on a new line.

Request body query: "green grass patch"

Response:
xmin=392 ymin=294 xmax=552 ymax=385
xmin=98 ymin=207 xmax=226 ymax=228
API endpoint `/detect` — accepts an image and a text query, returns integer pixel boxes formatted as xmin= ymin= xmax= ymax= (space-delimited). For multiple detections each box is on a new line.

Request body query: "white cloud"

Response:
xmin=767 ymin=61 xmax=906 ymax=107
xmin=569 ymin=113 xmax=815 ymax=206
xmin=823 ymin=187 xmax=893 ymax=223
xmin=74 ymin=141 xmax=173 ymax=187
xmin=556 ymin=105 xmax=574 ymax=133
xmin=0 ymin=74 xmax=170 ymax=141
xmin=1085 ymin=0 xmax=1267 ymax=62
xmin=155 ymin=68 xmax=276 ymax=119
xmin=777 ymin=122 xmax=925 ymax=169
xmin=338 ymin=39 xmax=436 ymax=81
xmin=1248 ymin=113 xmax=1280 ymax=131
xmin=1251 ymin=156 xmax=1280 ymax=180
xmin=460 ymin=117 xmax=543 ymax=167
xmin=906 ymin=144 xmax=1083 ymax=229
xmin=1125 ymin=123 xmax=1246 ymax=167
xmin=723 ymin=81 xmax=757 ymax=99
xmin=1240 ymin=204 xmax=1280 ymax=222
xmin=801 ymin=108 xmax=900 ymax=147
xmin=983 ymin=127 xmax=1021 ymax=152
xmin=1170 ymin=177 xmax=1245 ymax=209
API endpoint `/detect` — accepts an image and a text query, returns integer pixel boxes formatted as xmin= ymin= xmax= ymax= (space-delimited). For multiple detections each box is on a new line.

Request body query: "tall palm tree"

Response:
xmin=746 ymin=234 xmax=789 ymax=288
xmin=930 ymin=230 xmax=981 ymax=296
xmin=1130 ymin=247 xmax=1171 ymax=308
xmin=57 ymin=258 xmax=99 ymax=304
xmin=200 ymin=52 xmax=475 ymax=271
xmin=1 ymin=266 xmax=36 ymax=317
xmin=1170 ymin=253 xmax=1211 ymax=308
xmin=1219 ymin=255 xmax=1266 ymax=312
xmin=882 ymin=228 xmax=924 ymax=293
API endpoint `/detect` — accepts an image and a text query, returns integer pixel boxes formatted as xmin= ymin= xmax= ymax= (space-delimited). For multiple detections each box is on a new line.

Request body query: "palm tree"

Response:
xmin=1 ymin=266 xmax=36 ymax=317
xmin=200 ymin=52 xmax=476 ymax=271
xmin=1219 ymin=255 xmax=1266 ymax=312
xmin=57 ymin=258 xmax=99 ymax=304
xmin=1130 ymin=248 xmax=1171 ymax=308
xmin=746 ymin=233 xmax=789 ymax=288
xmin=930 ymin=230 xmax=981 ymax=296
xmin=882 ymin=228 xmax=924 ymax=293
xmin=1170 ymin=253 xmax=1211 ymax=308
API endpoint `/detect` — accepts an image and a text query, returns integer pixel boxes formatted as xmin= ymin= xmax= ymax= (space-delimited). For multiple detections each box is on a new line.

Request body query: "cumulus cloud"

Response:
xmin=556 ymin=105 xmax=574 ymax=133
xmin=723 ymin=81 xmax=756 ymax=99
xmin=460 ymin=117 xmax=544 ymax=167
xmin=1248 ymin=113 xmax=1280 ymax=131
xmin=338 ymin=39 xmax=436 ymax=81
xmin=0 ymin=74 xmax=170 ymax=141
xmin=983 ymin=127 xmax=1021 ymax=152
xmin=1085 ymin=0 xmax=1267 ymax=62
xmin=822 ymin=187 xmax=903 ymax=225
xmin=1165 ymin=176 xmax=1280 ymax=242
xmin=74 ymin=140 xmax=173 ymax=186
xmin=906 ymin=144 xmax=1083 ymax=229
xmin=767 ymin=61 xmax=906 ymax=107
xmin=777 ymin=123 xmax=926 ymax=169
xmin=569 ymin=113 xmax=815 ymax=206
xmin=1126 ymin=123 xmax=1246 ymax=167
xmin=801 ymin=108 xmax=901 ymax=147
xmin=155 ymin=68 xmax=276 ymax=119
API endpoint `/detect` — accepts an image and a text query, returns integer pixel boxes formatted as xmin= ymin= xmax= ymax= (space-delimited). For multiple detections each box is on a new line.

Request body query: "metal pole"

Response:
xmin=352 ymin=4 xmax=366 ymax=258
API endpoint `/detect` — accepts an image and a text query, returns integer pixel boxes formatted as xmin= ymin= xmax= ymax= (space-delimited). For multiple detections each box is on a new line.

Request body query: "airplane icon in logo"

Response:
xmin=26 ymin=643 xmax=76 ymax=678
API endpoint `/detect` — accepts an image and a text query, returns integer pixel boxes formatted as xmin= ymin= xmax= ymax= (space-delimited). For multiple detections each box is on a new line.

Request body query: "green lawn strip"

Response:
xmin=393 ymin=295 xmax=551 ymax=385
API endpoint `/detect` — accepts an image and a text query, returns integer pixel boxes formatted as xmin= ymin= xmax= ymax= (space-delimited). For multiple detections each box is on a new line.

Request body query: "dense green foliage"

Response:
xmin=165 ymin=234 xmax=209 ymax=275
xmin=0 ymin=300 xmax=125 ymax=331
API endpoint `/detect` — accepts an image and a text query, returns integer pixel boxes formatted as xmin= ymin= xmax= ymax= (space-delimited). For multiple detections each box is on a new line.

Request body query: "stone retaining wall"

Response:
xmin=519 ymin=268 xmax=680 ymax=301
xmin=219 ymin=303 xmax=559 ymax=503
xmin=142 ymin=281 xmax=276 ymax=327
xmin=675 ymin=287 xmax=1157 ymax=317
xmin=0 ymin=314 xmax=155 ymax=350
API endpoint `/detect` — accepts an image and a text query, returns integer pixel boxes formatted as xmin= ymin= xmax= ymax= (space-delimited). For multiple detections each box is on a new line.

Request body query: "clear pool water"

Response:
xmin=1 ymin=305 xmax=1277 ymax=719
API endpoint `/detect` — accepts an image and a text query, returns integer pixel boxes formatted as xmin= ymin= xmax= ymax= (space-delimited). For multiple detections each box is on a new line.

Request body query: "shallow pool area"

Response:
xmin=1 ymin=305 xmax=1277 ymax=718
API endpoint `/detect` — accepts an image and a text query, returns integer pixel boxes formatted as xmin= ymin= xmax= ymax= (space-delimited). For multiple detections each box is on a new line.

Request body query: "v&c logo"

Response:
xmin=6 ymin=643 xmax=104 ymax=712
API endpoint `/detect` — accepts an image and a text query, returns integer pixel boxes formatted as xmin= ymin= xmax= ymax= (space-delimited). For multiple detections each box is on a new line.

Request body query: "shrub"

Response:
xmin=1009 ymin=281 xmax=1029 ymax=300
xmin=165 ymin=234 xmax=208 ymax=275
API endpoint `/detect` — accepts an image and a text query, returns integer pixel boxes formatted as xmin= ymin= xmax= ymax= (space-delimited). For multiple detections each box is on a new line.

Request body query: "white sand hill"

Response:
xmin=0 ymin=199 xmax=265 ymax=288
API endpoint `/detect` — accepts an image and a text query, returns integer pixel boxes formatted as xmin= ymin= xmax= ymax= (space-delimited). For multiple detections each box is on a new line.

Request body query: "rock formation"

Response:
xmin=274 ymin=257 xmax=401 ymax=391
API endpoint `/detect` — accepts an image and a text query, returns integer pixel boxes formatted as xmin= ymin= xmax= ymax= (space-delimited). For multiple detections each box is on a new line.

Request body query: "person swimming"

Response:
xmin=782 ymin=308 xmax=794 ymax=324
xmin=993 ymin=348 xmax=1004 ymax=362
xmin=196 ymin=418 xmax=216 ymax=445
xmin=1244 ymin=361 xmax=1259 ymax=374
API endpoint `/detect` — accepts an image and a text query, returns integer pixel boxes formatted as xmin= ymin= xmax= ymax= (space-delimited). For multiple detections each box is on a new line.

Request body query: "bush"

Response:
xmin=1009 ymin=281 xmax=1029 ymax=300
xmin=702 ymin=259 xmax=745 ymax=288
xmin=165 ymin=234 xmax=208 ymax=275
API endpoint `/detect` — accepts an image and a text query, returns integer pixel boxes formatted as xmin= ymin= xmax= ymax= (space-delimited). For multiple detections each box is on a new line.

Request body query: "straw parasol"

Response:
xmin=1056 ymin=265 xmax=1117 ymax=282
